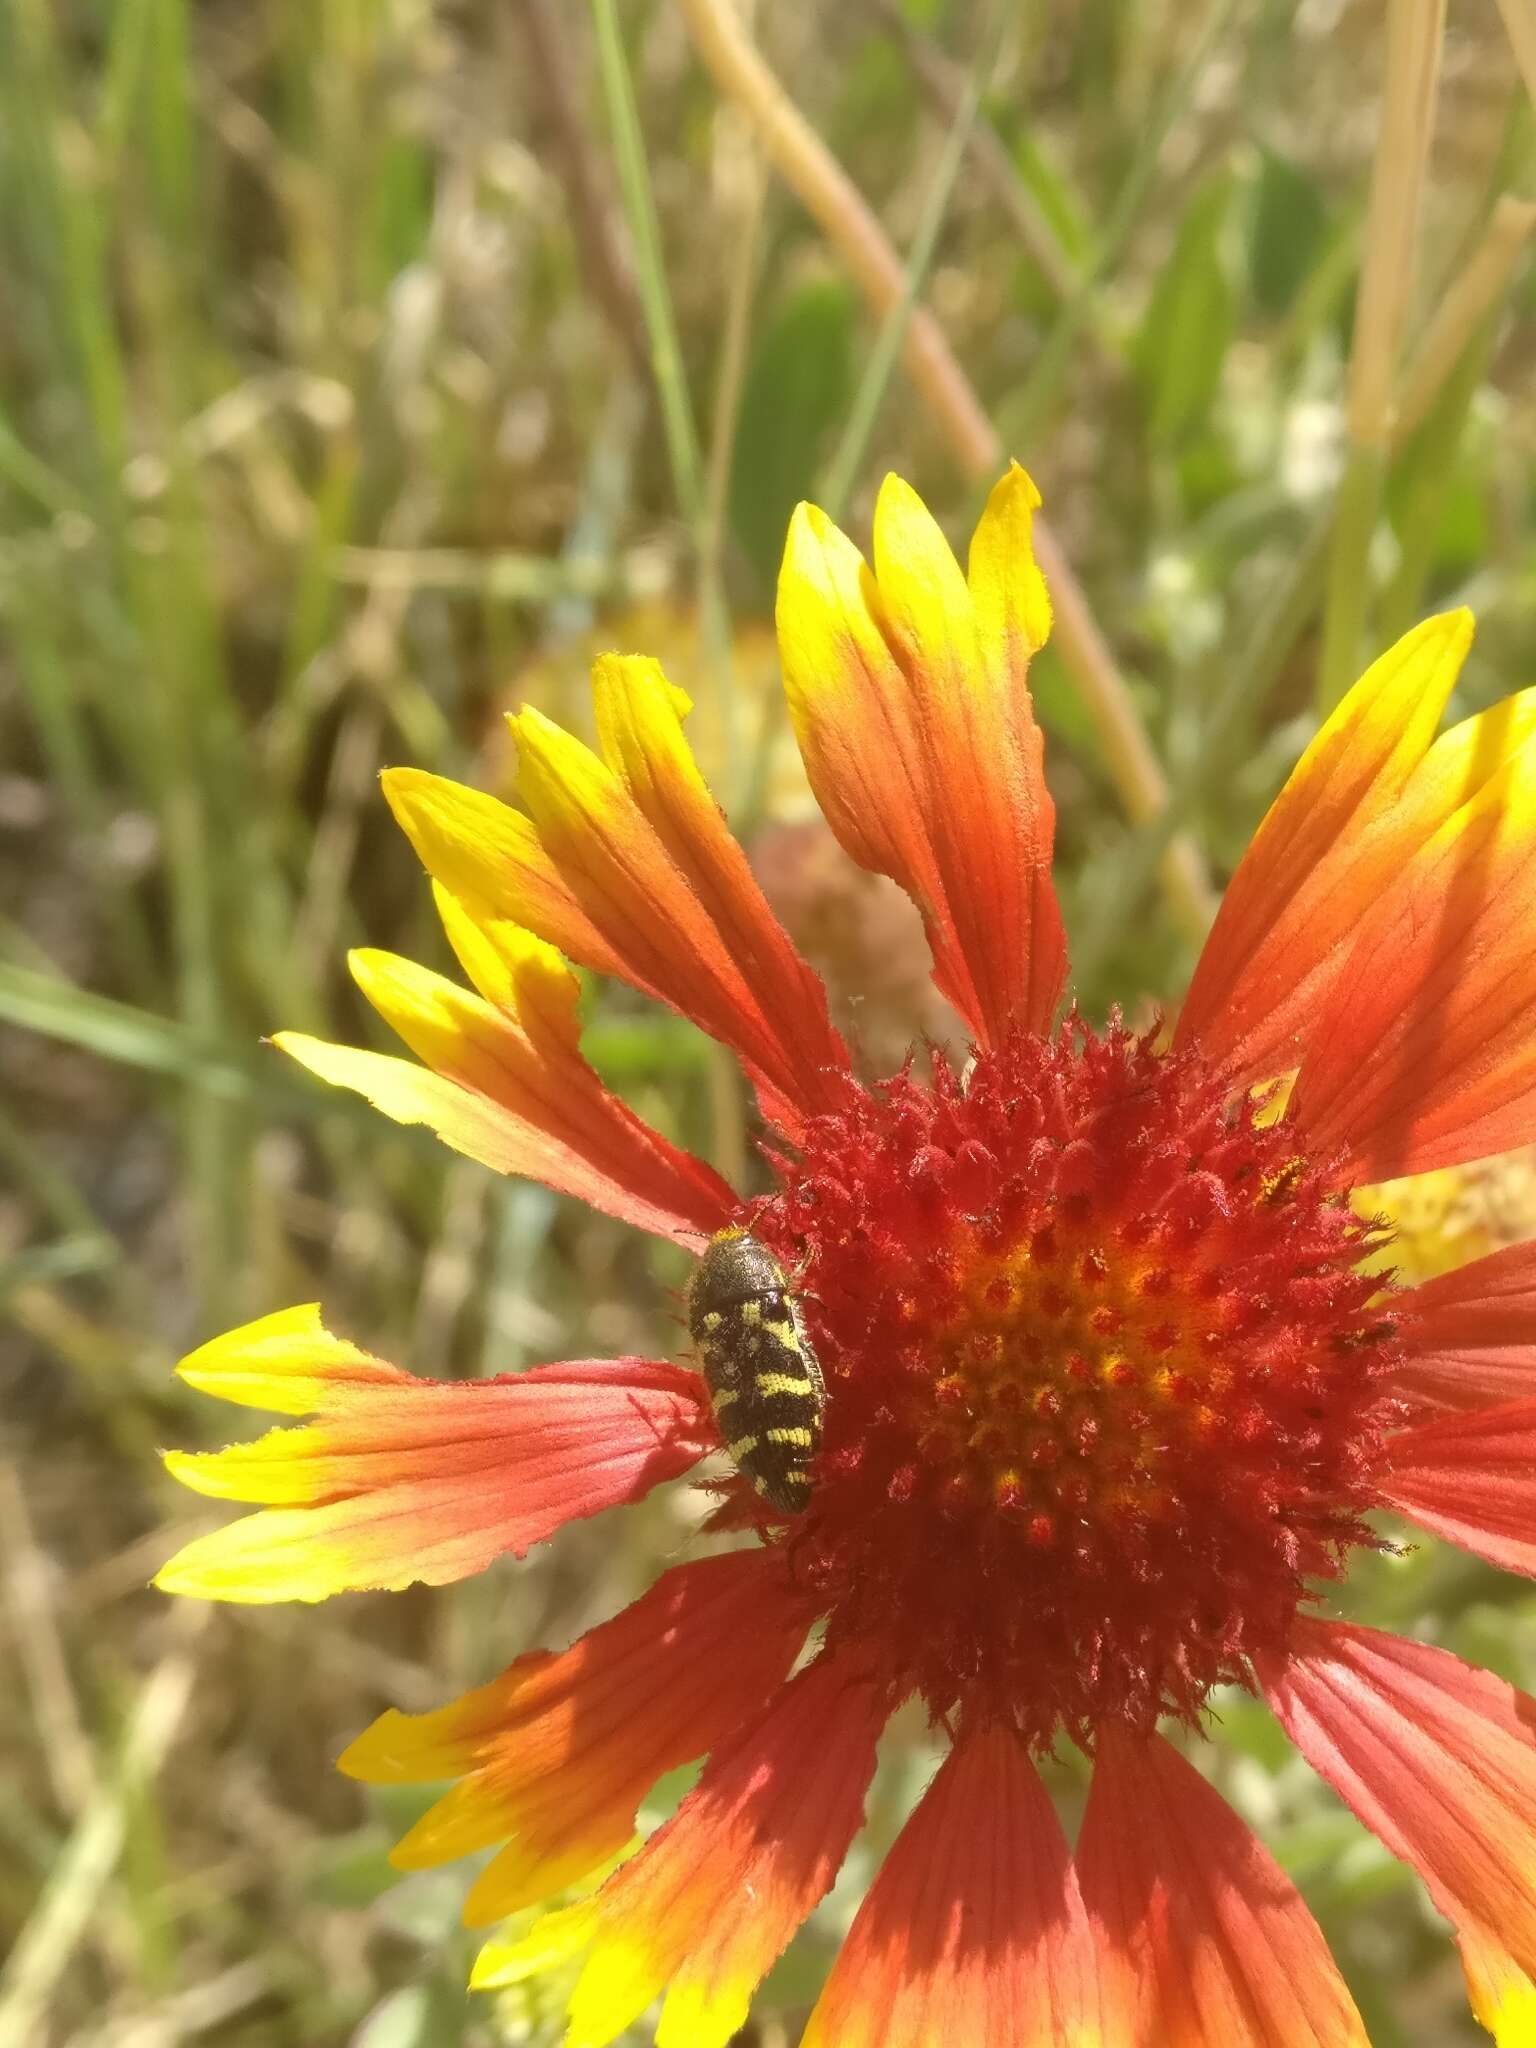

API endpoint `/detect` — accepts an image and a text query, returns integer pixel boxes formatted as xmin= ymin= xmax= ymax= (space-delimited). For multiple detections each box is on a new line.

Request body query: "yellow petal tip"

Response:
xmin=334 ymin=1727 xmax=381 ymax=1781
xmin=151 ymin=1544 xmax=236 ymax=1602
xmin=1407 ymin=605 xmax=1475 ymax=657
xmin=469 ymin=1900 xmax=597 ymax=1991
xmin=786 ymin=499 xmax=835 ymax=548
xmin=1000 ymin=457 xmax=1043 ymax=509
xmin=377 ymin=765 xmax=417 ymax=818
xmin=874 ymin=469 xmax=921 ymax=517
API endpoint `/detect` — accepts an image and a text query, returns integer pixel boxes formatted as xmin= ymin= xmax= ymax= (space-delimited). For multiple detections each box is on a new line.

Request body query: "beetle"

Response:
xmin=687 ymin=1227 xmax=826 ymax=1514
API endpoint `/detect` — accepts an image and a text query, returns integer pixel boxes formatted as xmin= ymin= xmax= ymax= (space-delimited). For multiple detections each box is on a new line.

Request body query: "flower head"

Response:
xmin=159 ymin=468 xmax=1536 ymax=2046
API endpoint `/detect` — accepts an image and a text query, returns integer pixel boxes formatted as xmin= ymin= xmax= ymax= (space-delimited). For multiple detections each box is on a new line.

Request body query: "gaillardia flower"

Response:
xmin=159 ymin=469 xmax=1536 ymax=2047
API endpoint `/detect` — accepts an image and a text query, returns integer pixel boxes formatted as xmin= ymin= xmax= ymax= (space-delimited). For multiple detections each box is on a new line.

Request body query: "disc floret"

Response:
xmin=752 ymin=1017 xmax=1402 ymax=1744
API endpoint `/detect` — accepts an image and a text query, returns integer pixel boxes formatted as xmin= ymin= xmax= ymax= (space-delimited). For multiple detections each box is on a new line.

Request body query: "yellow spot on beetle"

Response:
xmin=754 ymin=1372 xmax=816 ymax=1397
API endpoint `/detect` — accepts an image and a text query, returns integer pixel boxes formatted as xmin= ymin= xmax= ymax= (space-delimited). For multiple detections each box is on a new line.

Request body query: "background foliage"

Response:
xmin=3 ymin=2 xmax=1535 ymax=2043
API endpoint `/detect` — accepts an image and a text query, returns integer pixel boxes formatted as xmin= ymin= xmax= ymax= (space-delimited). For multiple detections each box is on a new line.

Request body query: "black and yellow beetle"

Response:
xmin=686 ymin=1227 xmax=826 ymax=1514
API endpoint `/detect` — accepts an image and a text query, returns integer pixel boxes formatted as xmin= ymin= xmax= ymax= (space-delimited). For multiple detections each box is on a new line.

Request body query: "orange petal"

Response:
xmin=587 ymin=654 xmax=849 ymax=1115
xmin=1392 ymin=1239 xmax=1536 ymax=1418
xmin=1290 ymin=732 xmax=1536 ymax=1181
xmin=1077 ymin=1724 xmax=1365 ymax=2048
xmin=340 ymin=1551 xmax=811 ymax=1922
xmin=1378 ymin=1399 xmax=1536 ymax=1576
xmin=1258 ymin=1620 xmax=1536 ymax=1990
xmin=777 ymin=500 xmax=937 ymax=882
xmin=474 ymin=1654 xmax=886 ymax=2048
xmin=800 ymin=1724 xmax=1101 ymax=2048
xmin=511 ymin=693 xmax=848 ymax=1130
xmin=384 ymin=695 xmax=848 ymax=1134
xmin=777 ymin=467 xmax=1065 ymax=1048
xmin=272 ymin=923 xmax=733 ymax=1246
xmin=1176 ymin=612 xmax=1474 ymax=1083
xmin=155 ymin=1307 xmax=712 ymax=1602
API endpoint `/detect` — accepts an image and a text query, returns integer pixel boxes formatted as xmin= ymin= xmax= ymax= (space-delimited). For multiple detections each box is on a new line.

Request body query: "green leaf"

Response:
xmin=1134 ymin=175 xmax=1236 ymax=447
xmin=1010 ymin=129 xmax=1091 ymax=264
xmin=1248 ymin=146 xmax=1329 ymax=316
xmin=730 ymin=280 xmax=855 ymax=594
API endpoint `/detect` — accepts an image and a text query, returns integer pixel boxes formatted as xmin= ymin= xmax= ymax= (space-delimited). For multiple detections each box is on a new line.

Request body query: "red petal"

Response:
xmin=587 ymin=654 xmax=851 ymax=1125
xmin=1259 ymin=1620 xmax=1536 ymax=1985
xmin=1077 ymin=1724 xmax=1366 ymax=2047
xmin=340 ymin=1551 xmax=811 ymax=1921
xmin=1378 ymin=1398 xmax=1536 ymax=1576
xmin=478 ymin=1655 xmax=886 ymax=2048
xmin=1392 ymin=1238 xmax=1536 ymax=1418
xmin=801 ymin=1724 xmax=1100 ymax=2048
xmin=1176 ymin=613 xmax=1473 ymax=1083
xmin=157 ymin=1309 xmax=713 ymax=1601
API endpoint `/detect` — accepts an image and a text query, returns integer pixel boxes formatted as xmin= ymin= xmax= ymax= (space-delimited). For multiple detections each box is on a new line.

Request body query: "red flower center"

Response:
xmin=749 ymin=1019 xmax=1403 ymax=1745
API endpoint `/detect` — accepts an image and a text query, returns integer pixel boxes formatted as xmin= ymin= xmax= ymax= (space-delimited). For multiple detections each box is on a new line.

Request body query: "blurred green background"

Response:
xmin=4 ymin=2 xmax=1536 ymax=2043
